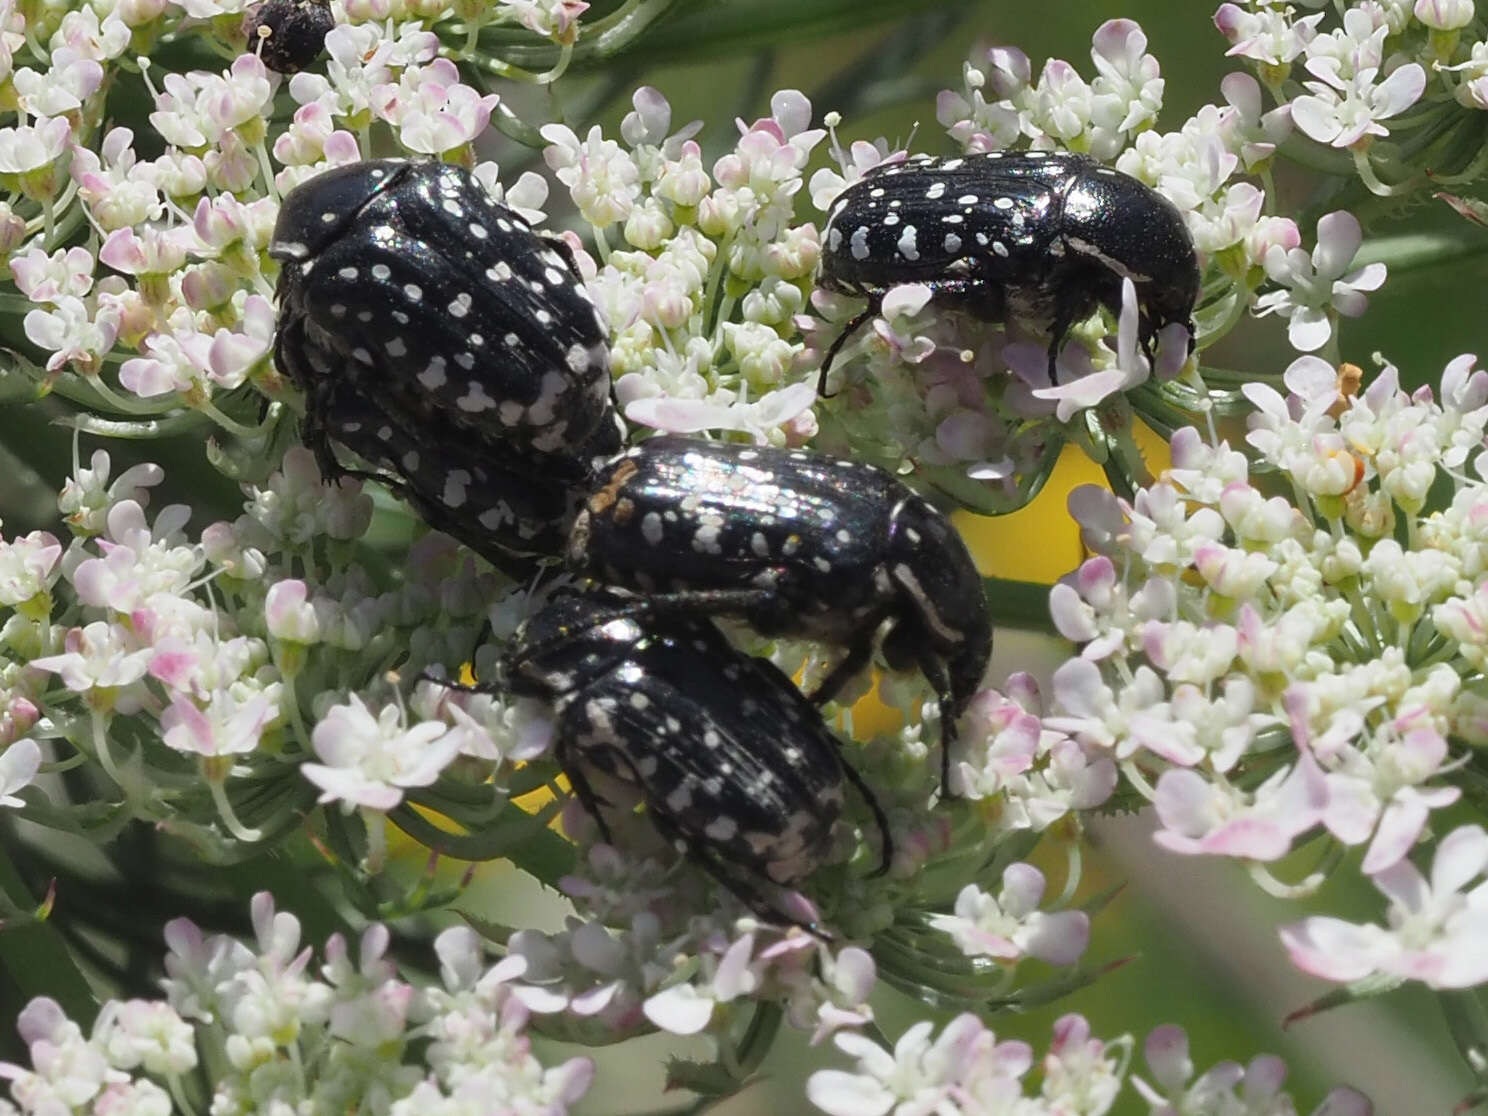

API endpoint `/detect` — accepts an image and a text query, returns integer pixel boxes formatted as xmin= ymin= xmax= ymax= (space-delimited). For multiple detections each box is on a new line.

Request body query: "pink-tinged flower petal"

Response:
xmin=1340 ymin=260 xmax=1386 ymax=293
xmin=1360 ymin=792 xmax=1442 ymax=875
xmin=1278 ymin=915 xmax=1391 ymax=981
xmin=1283 ymin=355 xmax=1338 ymax=402
xmin=806 ymin=1070 xmax=894 ymax=1116
xmin=265 ymin=579 xmax=319 ymax=642
xmin=642 ymin=984 xmax=714 ymax=1035
xmin=1143 ymin=1024 xmax=1192 ymax=1091
xmin=1286 ymin=306 xmax=1332 ymax=352
xmin=1049 ymin=583 xmax=1097 ymax=642
xmin=1033 ymin=368 xmax=1132 ymax=422
xmin=1428 ymin=823 xmax=1488 ymax=895
xmin=0 ymin=738 xmax=41 ymax=807
xmin=1312 ymin=211 xmax=1362 ymax=278
xmin=1369 ymin=856 xmax=1429 ymax=913
xmin=879 ymin=282 xmax=933 ymax=318
xmin=832 ymin=947 xmax=875 ymax=1001
xmin=1024 ymin=909 xmax=1090 ymax=965
xmin=1316 ymin=1087 xmax=1374 ymax=1116
xmin=1373 ymin=62 xmax=1426 ymax=117
xmin=1290 ymin=95 xmax=1342 ymax=145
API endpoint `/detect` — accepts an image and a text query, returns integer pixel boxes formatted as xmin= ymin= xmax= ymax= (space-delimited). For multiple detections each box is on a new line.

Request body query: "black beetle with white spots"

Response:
xmin=269 ymin=159 xmax=623 ymax=575
xmin=567 ymin=436 xmax=992 ymax=798
xmin=498 ymin=590 xmax=892 ymax=926
xmin=817 ymin=149 xmax=1201 ymax=389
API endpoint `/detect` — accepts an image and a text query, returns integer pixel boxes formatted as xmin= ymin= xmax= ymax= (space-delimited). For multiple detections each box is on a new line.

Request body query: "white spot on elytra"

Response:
xmin=850 ymin=226 xmax=870 ymax=260
xmin=449 ymin=293 xmax=472 ymax=318
xmin=993 ymin=240 xmax=1009 ymax=257
xmin=925 ymin=181 xmax=946 ymax=200
xmin=443 ymin=469 xmax=470 ymax=507
xmin=897 ymin=225 xmax=919 ymax=261
xmin=386 ymin=338 xmax=407 ymax=356
xmin=944 ymin=233 xmax=962 ymax=253
xmin=469 ymin=222 xmax=487 ymax=239
xmin=994 ymin=196 xmax=1014 ymax=209
xmin=457 ymin=381 xmax=495 ymax=412
xmin=705 ymin=816 xmax=738 ymax=840
xmin=402 ymin=451 xmax=419 ymax=470
xmin=957 ymin=194 xmax=979 ymax=205
xmin=566 ymin=344 xmax=590 ymax=373
xmin=486 ymin=261 xmax=513 ymax=282
xmin=692 ymin=524 xmax=722 ymax=555
xmin=642 ymin=512 xmax=663 ymax=545
xmin=338 ymin=266 xmax=357 ymax=280
xmin=404 ymin=283 xmax=422 ymax=302
xmin=418 ymin=357 xmax=447 ymax=389
xmin=883 ymin=213 xmax=900 ymax=226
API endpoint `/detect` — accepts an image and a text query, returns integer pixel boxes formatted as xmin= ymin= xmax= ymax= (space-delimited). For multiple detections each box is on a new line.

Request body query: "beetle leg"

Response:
xmin=554 ymin=738 xmax=616 ymax=845
xmin=830 ymin=747 xmax=894 ymax=878
xmin=1046 ymin=301 xmax=1079 ymax=384
xmin=807 ymin=640 xmax=875 ymax=707
xmin=916 ymin=652 xmax=960 ymax=801
xmin=816 ymin=301 xmax=880 ymax=398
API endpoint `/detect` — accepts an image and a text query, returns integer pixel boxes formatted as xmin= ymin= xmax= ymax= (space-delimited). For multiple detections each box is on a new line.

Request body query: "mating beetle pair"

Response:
xmin=816 ymin=149 xmax=1200 ymax=388
xmin=502 ymin=436 xmax=991 ymax=920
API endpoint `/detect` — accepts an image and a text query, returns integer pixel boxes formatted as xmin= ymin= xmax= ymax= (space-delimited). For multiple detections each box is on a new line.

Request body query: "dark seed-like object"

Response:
xmin=244 ymin=0 xmax=335 ymax=74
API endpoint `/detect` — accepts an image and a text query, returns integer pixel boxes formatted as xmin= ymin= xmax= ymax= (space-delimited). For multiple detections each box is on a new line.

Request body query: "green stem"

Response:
xmin=209 ymin=777 xmax=263 ymax=842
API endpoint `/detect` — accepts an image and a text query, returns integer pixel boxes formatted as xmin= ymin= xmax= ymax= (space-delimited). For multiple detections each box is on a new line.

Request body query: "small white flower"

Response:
xmin=0 ymin=738 xmax=41 ymax=807
xmin=1255 ymin=211 xmax=1386 ymax=352
xmin=301 ymin=694 xmax=461 ymax=811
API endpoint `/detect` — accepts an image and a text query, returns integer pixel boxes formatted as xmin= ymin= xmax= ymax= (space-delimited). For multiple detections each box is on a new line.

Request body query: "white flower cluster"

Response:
xmin=0 ymin=894 xmax=593 ymax=1115
xmin=1027 ymin=353 xmax=1488 ymax=988
xmin=808 ymin=1012 xmax=1369 ymax=1116
xmin=1 ymin=446 xmax=545 ymax=848
xmin=541 ymin=87 xmax=828 ymax=445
